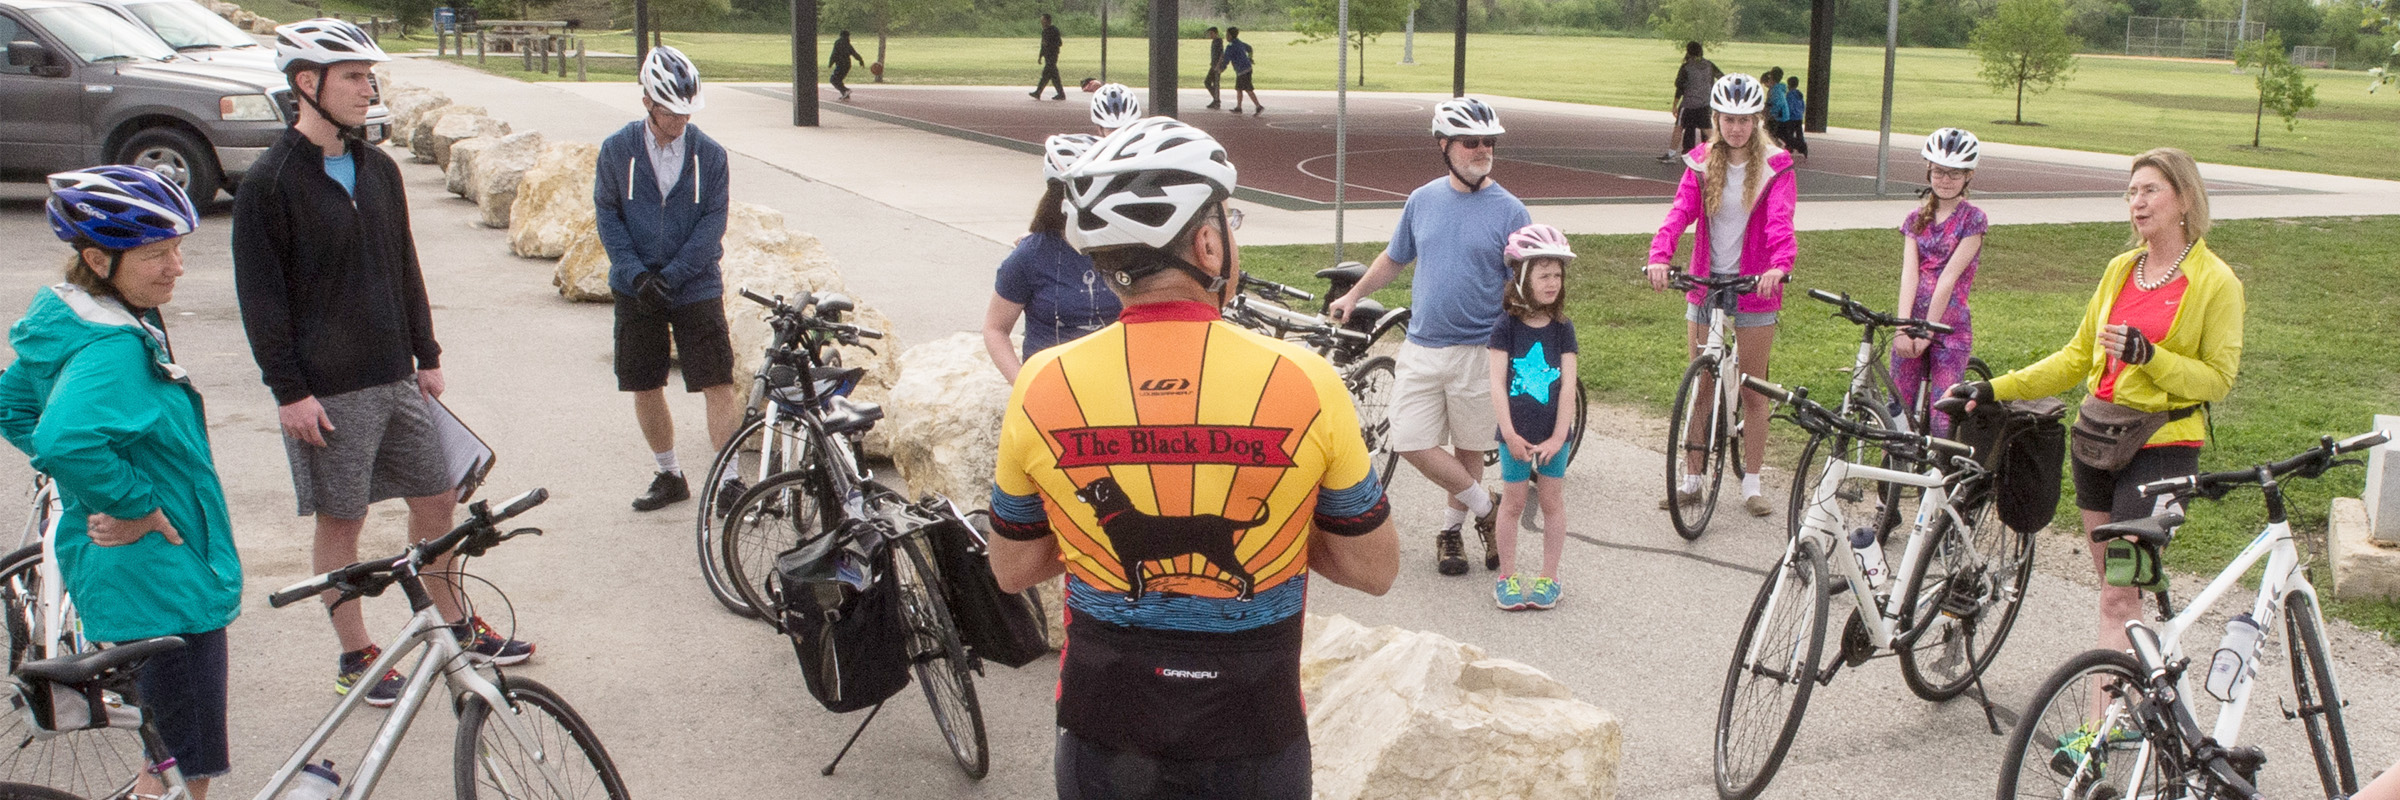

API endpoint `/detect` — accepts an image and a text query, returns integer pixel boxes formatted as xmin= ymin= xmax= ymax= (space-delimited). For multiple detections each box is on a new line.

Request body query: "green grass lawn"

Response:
xmin=1239 ymin=214 xmax=2400 ymax=639
xmin=406 ymin=30 xmax=2400 ymax=181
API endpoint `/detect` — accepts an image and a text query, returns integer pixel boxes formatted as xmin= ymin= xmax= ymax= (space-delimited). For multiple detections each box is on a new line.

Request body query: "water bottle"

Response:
xmin=1849 ymin=527 xmax=1888 ymax=591
xmin=282 ymin=760 xmax=340 ymax=800
xmin=2206 ymin=613 xmax=2264 ymax=702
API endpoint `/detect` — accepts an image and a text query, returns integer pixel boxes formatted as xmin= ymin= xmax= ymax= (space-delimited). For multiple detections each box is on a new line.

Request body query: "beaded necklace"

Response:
xmin=2134 ymin=240 xmax=2196 ymax=292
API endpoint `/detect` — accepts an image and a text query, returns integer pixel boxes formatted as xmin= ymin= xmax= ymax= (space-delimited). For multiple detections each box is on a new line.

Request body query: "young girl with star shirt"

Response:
xmin=1484 ymin=224 xmax=1581 ymax=612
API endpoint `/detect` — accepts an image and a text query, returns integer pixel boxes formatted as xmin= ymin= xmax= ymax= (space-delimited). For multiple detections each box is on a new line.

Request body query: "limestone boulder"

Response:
xmin=429 ymin=112 xmax=509 ymax=170
xmin=470 ymin=130 xmax=547 ymax=228
xmin=381 ymin=87 xmax=450 ymax=151
xmin=508 ymin=141 xmax=598 ymax=258
xmin=248 ymin=15 xmax=276 ymax=33
xmin=444 ymin=136 xmax=498 ymax=199
xmin=885 ymin=333 xmax=1010 ymax=510
xmin=209 ymin=2 xmax=236 ymax=19
xmin=1302 ymin=614 xmax=1622 ymax=799
xmin=553 ymin=228 xmax=612 ymax=302
xmin=410 ymin=105 xmax=487 ymax=164
xmin=230 ymin=8 xmax=254 ymax=27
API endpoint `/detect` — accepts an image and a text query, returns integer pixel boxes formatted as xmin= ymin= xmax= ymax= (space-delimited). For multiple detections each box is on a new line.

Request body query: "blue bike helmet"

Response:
xmin=46 ymin=165 xmax=199 ymax=251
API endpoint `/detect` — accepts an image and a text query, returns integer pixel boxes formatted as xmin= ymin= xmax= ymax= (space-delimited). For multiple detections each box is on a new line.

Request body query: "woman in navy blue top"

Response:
xmin=982 ymin=179 xmax=1121 ymax=382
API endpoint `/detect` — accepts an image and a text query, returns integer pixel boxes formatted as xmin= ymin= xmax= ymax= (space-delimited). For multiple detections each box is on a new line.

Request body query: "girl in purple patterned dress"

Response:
xmin=1893 ymin=128 xmax=1987 ymax=436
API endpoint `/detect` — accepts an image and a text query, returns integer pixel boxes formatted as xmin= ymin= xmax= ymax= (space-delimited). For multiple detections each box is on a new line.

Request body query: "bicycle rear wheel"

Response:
xmin=0 ymin=782 xmax=86 ymax=800
xmin=1714 ymin=538 xmax=1830 ymax=800
xmin=1995 ymin=648 xmax=2173 ymax=800
xmin=2285 ymin=591 xmax=2357 ymax=797
xmin=1785 ymin=398 xmax=1899 ymax=541
xmin=454 ymin=676 xmax=631 ymax=799
xmin=1347 ymin=356 xmax=1400 ymax=491
xmin=1897 ymin=483 xmax=2035 ymax=701
xmin=893 ymin=533 xmax=989 ymax=779
xmin=696 ymin=414 xmax=816 ymax=620
xmin=1669 ymin=357 xmax=1730 ymax=540
xmin=0 ymin=548 xmax=139 ymax=799
xmin=721 ymin=467 xmax=838 ymax=621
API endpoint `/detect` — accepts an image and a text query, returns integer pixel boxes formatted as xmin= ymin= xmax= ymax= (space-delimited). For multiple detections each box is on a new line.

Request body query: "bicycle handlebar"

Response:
xmin=1240 ymin=273 xmax=1315 ymax=303
xmin=1806 ymin=289 xmax=1955 ymax=336
xmin=1668 ymin=273 xmax=1759 ymax=293
xmin=1743 ymin=375 xmax=1974 ymax=458
xmin=738 ymin=286 xmax=884 ymax=342
xmin=2138 ymin=430 xmax=2391 ymax=501
xmin=267 ymin=488 xmax=551 ymax=609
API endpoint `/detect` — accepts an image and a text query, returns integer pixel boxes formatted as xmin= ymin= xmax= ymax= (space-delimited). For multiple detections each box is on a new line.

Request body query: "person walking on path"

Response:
xmin=1645 ymin=73 xmax=1797 ymax=519
xmin=1661 ymin=41 xmax=1722 ymax=162
xmin=2 ymin=166 xmax=240 ymax=797
xmin=1328 ymin=98 xmax=1527 ymax=577
xmin=595 ymin=46 xmax=739 ymax=514
xmin=1485 ymin=223 xmax=1580 ymax=613
xmin=234 ymin=18 xmax=531 ymax=709
xmin=988 ymin=116 xmax=1398 ymax=800
xmin=1031 ymin=13 xmax=1065 ymax=100
xmin=1780 ymin=75 xmax=1810 ymax=158
xmin=1949 ymin=147 xmax=2243 ymax=658
xmin=1203 ymin=26 xmax=1227 ymax=109
xmin=1892 ymin=127 xmax=1987 ymax=438
xmin=1225 ymin=27 xmax=1262 ymax=115
xmin=829 ymin=30 xmax=864 ymax=100
xmin=983 ymin=133 xmax=1120 ymax=381
xmin=1763 ymin=67 xmax=1789 ymax=147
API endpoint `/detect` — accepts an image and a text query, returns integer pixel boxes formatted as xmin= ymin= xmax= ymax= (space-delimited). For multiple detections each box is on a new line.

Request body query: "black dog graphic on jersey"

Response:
xmin=1075 ymin=476 xmax=1267 ymax=602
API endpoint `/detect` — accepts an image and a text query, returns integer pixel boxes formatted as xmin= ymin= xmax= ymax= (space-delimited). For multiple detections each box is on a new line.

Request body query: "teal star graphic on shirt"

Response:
xmin=1511 ymin=341 xmax=1560 ymax=404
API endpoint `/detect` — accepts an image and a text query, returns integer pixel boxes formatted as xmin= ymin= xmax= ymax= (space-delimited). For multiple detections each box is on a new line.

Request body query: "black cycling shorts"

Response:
xmin=1055 ymin=728 xmax=1310 ymax=800
xmin=613 ymin=292 xmax=735 ymax=393
xmin=2072 ymin=444 xmax=2200 ymax=522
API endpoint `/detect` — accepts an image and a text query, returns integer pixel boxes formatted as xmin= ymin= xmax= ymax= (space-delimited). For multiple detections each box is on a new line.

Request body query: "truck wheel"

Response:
xmin=118 ymin=127 xmax=221 ymax=203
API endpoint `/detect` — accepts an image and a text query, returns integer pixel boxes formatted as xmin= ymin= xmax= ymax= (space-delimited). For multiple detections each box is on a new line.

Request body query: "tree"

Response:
xmin=824 ymin=0 xmax=970 ymax=81
xmin=1649 ymin=0 xmax=1738 ymax=51
xmin=1970 ymin=0 xmax=2080 ymax=124
xmin=1290 ymin=0 xmax=1412 ymax=85
xmin=2233 ymin=32 xmax=2319 ymax=145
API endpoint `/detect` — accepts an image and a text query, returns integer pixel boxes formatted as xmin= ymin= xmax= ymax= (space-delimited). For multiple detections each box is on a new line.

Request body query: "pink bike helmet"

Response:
xmin=1504 ymin=223 xmax=1576 ymax=265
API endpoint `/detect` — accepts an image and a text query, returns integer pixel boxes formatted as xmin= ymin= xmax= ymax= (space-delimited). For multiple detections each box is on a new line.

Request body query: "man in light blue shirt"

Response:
xmin=1329 ymin=98 xmax=1529 ymax=577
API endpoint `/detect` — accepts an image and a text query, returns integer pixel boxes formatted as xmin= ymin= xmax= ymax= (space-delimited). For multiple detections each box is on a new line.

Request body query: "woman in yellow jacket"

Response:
xmin=1950 ymin=147 xmax=2243 ymax=653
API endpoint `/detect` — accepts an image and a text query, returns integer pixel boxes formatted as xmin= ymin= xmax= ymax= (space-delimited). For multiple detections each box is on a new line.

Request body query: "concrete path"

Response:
xmin=0 ymin=56 xmax=2388 ymax=799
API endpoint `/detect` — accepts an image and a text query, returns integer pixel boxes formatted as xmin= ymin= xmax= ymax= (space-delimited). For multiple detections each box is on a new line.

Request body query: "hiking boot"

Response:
xmin=632 ymin=471 xmax=689 ymax=511
xmin=713 ymin=476 xmax=748 ymax=518
xmin=1435 ymin=528 xmax=1469 ymax=576
xmin=1527 ymin=577 xmax=1563 ymax=610
xmin=337 ymin=646 xmax=404 ymax=709
xmin=456 ymin=616 xmax=535 ymax=666
xmin=1472 ymin=491 xmax=1501 ymax=570
xmin=1494 ymin=576 xmax=1528 ymax=611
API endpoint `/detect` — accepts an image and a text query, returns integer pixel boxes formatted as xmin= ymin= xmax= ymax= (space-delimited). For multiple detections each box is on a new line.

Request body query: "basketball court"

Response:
xmin=743 ymin=85 xmax=2292 ymax=211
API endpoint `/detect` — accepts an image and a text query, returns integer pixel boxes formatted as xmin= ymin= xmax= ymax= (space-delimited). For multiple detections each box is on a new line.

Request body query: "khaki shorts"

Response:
xmin=1388 ymin=342 xmax=1496 ymax=453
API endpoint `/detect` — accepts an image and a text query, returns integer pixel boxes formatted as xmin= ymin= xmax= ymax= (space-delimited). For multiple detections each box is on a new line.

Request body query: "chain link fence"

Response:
xmin=2288 ymin=45 xmax=2335 ymax=68
xmin=2123 ymin=16 xmax=2264 ymax=60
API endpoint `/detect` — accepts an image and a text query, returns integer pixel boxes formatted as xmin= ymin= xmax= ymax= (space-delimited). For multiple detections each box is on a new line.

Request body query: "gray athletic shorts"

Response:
xmin=284 ymin=378 xmax=454 ymax=519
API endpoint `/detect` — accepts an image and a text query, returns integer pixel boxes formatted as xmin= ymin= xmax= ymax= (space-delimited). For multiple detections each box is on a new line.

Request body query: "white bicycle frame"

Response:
xmin=1758 ymin=452 xmax=1966 ymax=663
xmin=10 ymin=477 xmax=88 ymax=663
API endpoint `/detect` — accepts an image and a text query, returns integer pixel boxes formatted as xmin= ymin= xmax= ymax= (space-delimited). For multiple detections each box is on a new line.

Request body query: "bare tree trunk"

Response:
xmin=1356 ymin=34 xmax=1366 ymax=85
xmin=2014 ymin=53 xmax=2026 ymax=124
xmin=2253 ymin=93 xmax=2264 ymax=147
xmin=875 ymin=20 xmax=888 ymax=82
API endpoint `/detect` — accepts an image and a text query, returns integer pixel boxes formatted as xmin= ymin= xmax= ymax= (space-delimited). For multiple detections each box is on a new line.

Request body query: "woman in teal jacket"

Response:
xmin=0 ymin=166 xmax=241 ymax=791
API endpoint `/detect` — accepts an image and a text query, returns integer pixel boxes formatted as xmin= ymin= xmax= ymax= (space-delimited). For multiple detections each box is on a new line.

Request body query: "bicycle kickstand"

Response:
xmin=1967 ymin=671 xmax=2009 ymax=736
xmin=821 ymin=701 xmax=887 ymax=775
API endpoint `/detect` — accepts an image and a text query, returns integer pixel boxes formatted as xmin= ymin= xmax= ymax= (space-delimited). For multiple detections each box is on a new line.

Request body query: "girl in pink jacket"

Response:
xmin=1644 ymin=73 xmax=1799 ymax=519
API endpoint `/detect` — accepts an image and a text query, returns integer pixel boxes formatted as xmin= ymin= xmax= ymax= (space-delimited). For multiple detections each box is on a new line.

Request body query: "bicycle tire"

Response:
xmin=1785 ymin=398 xmax=1899 ymax=541
xmin=721 ymin=467 xmax=839 ymax=623
xmin=893 ymin=533 xmax=990 ymax=779
xmin=2285 ymin=591 xmax=2358 ymax=797
xmin=1668 ymin=356 xmax=1729 ymax=540
xmin=1714 ymin=538 xmax=1830 ymax=800
xmin=0 ymin=544 xmax=45 ymax=669
xmin=696 ymin=413 xmax=814 ymax=620
xmin=454 ymin=675 xmax=631 ymax=800
xmin=0 ymin=549 xmax=139 ymax=799
xmin=1995 ymin=648 xmax=2174 ymax=800
xmin=1346 ymin=356 xmax=1400 ymax=491
xmin=1897 ymin=483 xmax=2036 ymax=701
xmin=1566 ymin=377 xmax=1591 ymax=456
xmin=0 ymin=783 xmax=87 ymax=800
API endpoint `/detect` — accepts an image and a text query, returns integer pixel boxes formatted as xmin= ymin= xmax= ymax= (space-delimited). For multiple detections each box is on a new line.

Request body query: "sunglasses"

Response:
xmin=1450 ymin=136 xmax=1500 ymax=150
xmin=1214 ymin=207 xmax=1244 ymax=231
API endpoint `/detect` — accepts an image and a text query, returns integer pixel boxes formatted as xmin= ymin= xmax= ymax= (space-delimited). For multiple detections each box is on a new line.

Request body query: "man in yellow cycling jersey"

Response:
xmin=987 ymin=116 xmax=1398 ymax=799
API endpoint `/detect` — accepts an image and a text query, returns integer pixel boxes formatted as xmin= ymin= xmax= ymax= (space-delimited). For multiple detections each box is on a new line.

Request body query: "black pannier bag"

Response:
xmin=1953 ymin=396 xmax=2069 ymax=535
xmin=927 ymin=507 xmax=1050 ymax=668
xmin=777 ymin=520 xmax=911 ymax=713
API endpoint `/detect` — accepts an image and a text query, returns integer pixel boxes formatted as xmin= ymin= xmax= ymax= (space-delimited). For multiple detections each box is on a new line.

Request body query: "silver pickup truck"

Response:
xmin=0 ymin=0 xmax=387 ymax=201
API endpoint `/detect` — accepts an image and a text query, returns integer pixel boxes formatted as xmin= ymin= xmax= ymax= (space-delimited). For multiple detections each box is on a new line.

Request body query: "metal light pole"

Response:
xmin=1336 ymin=0 xmax=1351 ymax=260
xmin=1401 ymin=4 xmax=1415 ymax=64
xmin=1873 ymin=0 xmax=1897 ymax=196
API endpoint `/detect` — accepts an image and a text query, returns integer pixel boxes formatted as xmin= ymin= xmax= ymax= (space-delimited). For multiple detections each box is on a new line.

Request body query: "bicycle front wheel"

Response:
xmin=1897 ymin=483 xmax=2035 ymax=701
xmin=1715 ymin=538 xmax=1830 ymax=800
xmin=0 ymin=782 xmax=86 ymax=800
xmin=721 ymin=467 xmax=838 ymax=621
xmin=0 ymin=548 xmax=140 ymax=799
xmin=1347 ymin=356 xmax=1400 ymax=491
xmin=893 ymin=534 xmax=990 ymax=779
xmin=2285 ymin=591 xmax=2357 ymax=796
xmin=696 ymin=414 xmax=815 ymax=620
xmin=1669 ymin=356 xmax=1730 ymax=540
xmin=455 ymin=676 xmax=630 ymax=799
xmin=1996 ymin=648 xmax=2174 ymax=800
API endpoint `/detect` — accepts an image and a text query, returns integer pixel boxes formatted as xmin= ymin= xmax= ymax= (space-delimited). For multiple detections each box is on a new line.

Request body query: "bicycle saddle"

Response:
xmin=821 ymin=396 xmax=884 ymax=435
xmin=1315 ymin=261 xmax=1368 ymax=283
xmin=17 ymin=636 xmax=185 ymax=686
xmin=2091 ymin=513 xmax=2183 ymax=547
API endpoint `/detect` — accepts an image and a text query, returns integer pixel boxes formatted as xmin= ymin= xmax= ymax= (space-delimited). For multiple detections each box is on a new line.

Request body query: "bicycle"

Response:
xmin=1664 ymin=273 xmax=1761 ymax=540
xmin=1995 ymin=430 xmax=2390 ymax=800
xmin=695 ymin=288 xmax=882 ymax=621
xmin=1716 ymin=376 xmax=2036 ymax=800
xmin=0 ymin=476 xmax=131 ymax=797
xmin=1791 ymin=289 xmax=1994 ymax=538
xmin=0 ymin=487 xmax=629 ymax=799
xmin=1224 ymin=271 xmax=1413 ymax=490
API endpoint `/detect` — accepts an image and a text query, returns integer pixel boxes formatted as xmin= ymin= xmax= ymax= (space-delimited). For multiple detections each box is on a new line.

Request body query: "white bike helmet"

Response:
xmin=273 ymin=18 xmax=389 ymax=71
xmin=1061 ymin=116 xmax=1238 ymax=254
xmin=640 ymin=46 xmax=705 ymax=115
xmin=1430 ymin=97 xmax=1505 ymax=138
xmin=1921 ymin=127 xmax=1981 ymax=170
xmin=1042 ymin=133 xmax=1097 ymax=183
xmin=1709 ymin=73 xmax=1767 ymax=116
xmin=1504 ymin=223 xmax=1576 ymax=265
xmin=1089 ymin=83 xmax=1142 ymax=130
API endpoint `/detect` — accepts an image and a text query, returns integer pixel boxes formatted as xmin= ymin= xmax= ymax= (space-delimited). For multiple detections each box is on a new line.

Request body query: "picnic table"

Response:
xmin=478 ymin=20 xmax=567 ymax=53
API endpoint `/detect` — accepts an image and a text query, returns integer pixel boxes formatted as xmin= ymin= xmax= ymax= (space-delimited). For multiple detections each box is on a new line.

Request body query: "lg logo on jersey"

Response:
xmin=1138 ymin=378 xmax=1192 ymax=393
xmin=1155 ymin=668 xmax=1220 ymax=680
